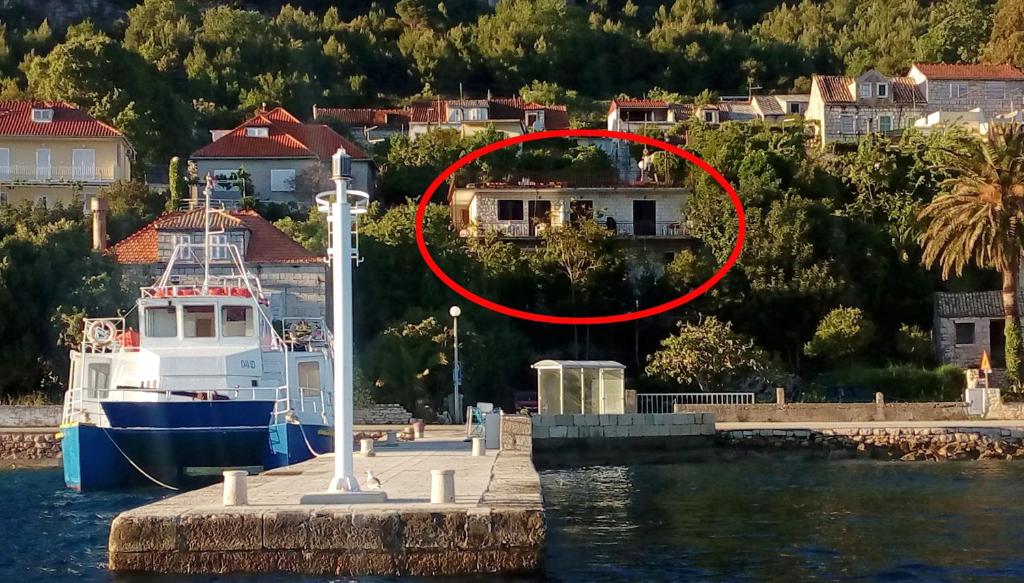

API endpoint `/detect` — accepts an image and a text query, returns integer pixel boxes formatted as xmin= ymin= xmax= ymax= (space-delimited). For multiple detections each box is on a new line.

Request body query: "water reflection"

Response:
xmin=540 ymin=460 xmax=1024 ymax=582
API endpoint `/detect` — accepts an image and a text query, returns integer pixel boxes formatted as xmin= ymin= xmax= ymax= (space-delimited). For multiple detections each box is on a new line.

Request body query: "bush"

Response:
xmin=894 ymin=324 xmax=933 ymax=365
xmin=804 ymin=307 xmax=874 ymax=365
xmin=815 ymin=364 xmax=965 ymax=402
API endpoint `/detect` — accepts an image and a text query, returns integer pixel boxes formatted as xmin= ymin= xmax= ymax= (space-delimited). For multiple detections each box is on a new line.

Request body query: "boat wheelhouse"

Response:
xmin=60 ymin=203 xmax=334 ymax=491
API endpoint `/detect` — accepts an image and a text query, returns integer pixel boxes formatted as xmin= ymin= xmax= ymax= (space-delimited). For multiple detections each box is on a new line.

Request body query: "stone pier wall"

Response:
xmin=0 ymin=430 xmax=61 ymax=460
xmin=678 ymin=402 xmax=971 ymax=423
xmin=718 ymin=426 xmax=1024 ymax=461
xmin=529 ymin=412 xmax=716 ymax=452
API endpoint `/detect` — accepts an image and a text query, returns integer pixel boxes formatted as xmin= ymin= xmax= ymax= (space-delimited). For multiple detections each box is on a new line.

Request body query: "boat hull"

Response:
xmin=62 ymin=401 xmax=335 ymax=491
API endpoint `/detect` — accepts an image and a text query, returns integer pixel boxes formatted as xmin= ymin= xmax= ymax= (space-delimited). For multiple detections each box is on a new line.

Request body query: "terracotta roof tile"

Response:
xmin=110 ymin=208 xmax=321 ymax=264
xmin=314 ymin=107 xmax=410 ymax=126
xmin=0 ymin=100 xmax=124 ymax=138
xmin=913 ymin=63 xmax=1024 ymax=81
xmin=191 ymin=107 xmax=369 ymax=160
xmin=814 ymin=75 xmax=924 ymax=105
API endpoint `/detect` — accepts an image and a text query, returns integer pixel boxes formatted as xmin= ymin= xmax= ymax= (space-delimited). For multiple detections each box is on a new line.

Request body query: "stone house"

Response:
xmin=908 ymin=63 xmax=1024 ymax=115
xmin=109 ymin=207 xmax=325 ymax=321
xmin=191 ymin=107 xmax=375 ymax=205
xmin=806 ymin=69 xmax=925 ymax=146
xmin=0 ymin=100 xmax=133 ymax=210
xmin=933 ymin=291 xmax=1011 ymax=373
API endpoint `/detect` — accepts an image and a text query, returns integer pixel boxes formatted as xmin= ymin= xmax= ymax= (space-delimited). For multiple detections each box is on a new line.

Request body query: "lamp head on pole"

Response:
xmin=449 ymin=305 xmax=461 ymax=318
xmin=331 ymin=147 xmax=352 ymax=181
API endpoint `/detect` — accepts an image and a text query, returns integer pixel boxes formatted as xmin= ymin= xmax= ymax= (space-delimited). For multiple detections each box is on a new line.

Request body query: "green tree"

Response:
xmin=646 ymin=316 xmax=769 ymax=392
xmin=804 ymin=307 xmax=875 ymax=364
xmin=985 ymin=0 xmax=1024 ymax=69
xmin=918 ymin=124 xmax=1024 ymax=384
xmin=167 ymin=156 xmax=185 ymax=212
xmin=915 ymin=0 xmax=990 ymax=64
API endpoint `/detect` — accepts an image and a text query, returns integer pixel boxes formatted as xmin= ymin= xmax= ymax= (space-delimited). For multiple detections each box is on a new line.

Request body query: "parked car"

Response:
xmin=514 ymin=390 xmax=538 ymax=413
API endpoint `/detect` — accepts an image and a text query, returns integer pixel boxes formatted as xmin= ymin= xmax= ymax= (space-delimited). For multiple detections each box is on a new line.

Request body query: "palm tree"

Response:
xmin=918 ymin=123 xmax=1024 ymax=383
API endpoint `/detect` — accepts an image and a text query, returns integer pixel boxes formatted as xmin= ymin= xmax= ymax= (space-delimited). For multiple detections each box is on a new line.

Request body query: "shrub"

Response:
xmin=805 ymin=307 xmax=874 ymax=365
xmin=894 ymin=324 xmax=933 ymax=365
xmin=816 ymin=364 xmax=965 ymax=402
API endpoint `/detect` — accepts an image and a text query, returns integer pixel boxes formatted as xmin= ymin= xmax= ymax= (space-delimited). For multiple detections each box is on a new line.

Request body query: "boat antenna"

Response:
xmin=203 ymin=173 xmax=213 ymax=293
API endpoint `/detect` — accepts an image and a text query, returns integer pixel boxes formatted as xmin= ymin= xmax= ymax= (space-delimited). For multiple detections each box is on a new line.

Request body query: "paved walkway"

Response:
xmin=139 ymin=426 xmax=494 ymax=511
xmin=718 ymin=420 xmax=1024 ymax=430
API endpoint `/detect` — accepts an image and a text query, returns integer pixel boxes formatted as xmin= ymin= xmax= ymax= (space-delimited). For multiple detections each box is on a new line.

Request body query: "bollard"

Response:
xmin=875 ymin=392 xmax=885 ymax=406
xmin=430 ymin=469 xmax=455 ymax=504
xmin=413 ymin=419 xmax=425 ymax=439
xmin=471 ymin=436 xmax=485 ymax=456
xmin=775 ymin=387 xmax=786 ymax=406
xmin=360 ymin=438 xmax=376 ymax=457
xmin=383 ymin=430 xmax=399 ymax=447
xmin=222 ymin=470 xmax=248 ymax=506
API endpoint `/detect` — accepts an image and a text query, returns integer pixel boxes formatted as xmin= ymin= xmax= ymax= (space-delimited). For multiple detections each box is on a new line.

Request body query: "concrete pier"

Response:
xmin=108 ymin=427 xmax=543 ymax=576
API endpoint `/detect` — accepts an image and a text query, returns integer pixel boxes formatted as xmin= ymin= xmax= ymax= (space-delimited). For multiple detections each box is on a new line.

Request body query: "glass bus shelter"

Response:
xmin=531 ymin=360 xmax=626 ymax=415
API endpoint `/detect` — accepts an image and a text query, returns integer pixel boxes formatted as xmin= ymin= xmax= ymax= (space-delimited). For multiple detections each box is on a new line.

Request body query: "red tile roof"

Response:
xmin=913 ymin=63 xmax=1024 ymax=81
xmin=191 ymin=107 xmax=369 ymax=160
xmin=813 ymin=75 xmax=924 ymax=104
xmin=110 ymin=208 xmax=321 ymax=264
xmin=0 ymin=100 xmax=124 ymax=138
xmin=314 ymin=107 xmax=410 ymax=126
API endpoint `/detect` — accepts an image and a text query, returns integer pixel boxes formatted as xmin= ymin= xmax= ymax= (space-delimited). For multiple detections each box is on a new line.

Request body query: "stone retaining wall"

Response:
xmin=529 ymin=412 xmax=716 ymax=453
xmin=499 ymin=415 xmax=532 ymax=452
xmin=353 ymin=404 xmax=412 ymax=425
xmin=0 ymin=405 xmax=61 ymax=427
xmin=680 ymin=402 xmax=970 ymax=423
xmin=0 ymin=431 xmax=61 ymax=460
xmin=718 ymin=426 xmax=1024 ymax=461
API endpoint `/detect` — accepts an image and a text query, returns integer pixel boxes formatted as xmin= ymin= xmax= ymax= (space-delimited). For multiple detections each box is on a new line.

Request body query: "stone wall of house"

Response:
xmin=0 ymin=431 xmax=61 ymax=460
xmin=920 ymin=79 xmax=1024 ymax=113
xmin=821 ymin=104 xmax=923 ymax=145
xmin=353 ymin=404 xmax=412 ymax=425
xmin=0 ymin=405 xmax=62 ymax=427
xmin=935 ymin=314 xmax=1008 ymax=370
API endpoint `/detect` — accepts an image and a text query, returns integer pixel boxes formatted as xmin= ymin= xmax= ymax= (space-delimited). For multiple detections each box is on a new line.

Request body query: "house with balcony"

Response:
xmin=109 ymin=206 xmax=325 ymax=320
xmin=450 ymin=185 xmax=688 ymax=255
xmin=807 ymin=69 xmax=926 ymax=146
xmin=191 ymin=107 xmax=374 ymax=205
xmin=607 ymin=99 xmax=691 ymax=133
xmin=0 ymin=101 xmax=133 ymax=209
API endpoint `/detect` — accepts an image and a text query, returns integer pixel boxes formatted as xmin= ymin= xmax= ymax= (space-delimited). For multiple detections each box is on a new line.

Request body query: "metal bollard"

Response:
xmin=471 ymin=436 xmax=485 ymax=457
xmin=430 ymin=469 xmax=455 ymax=504
xmin=383 ymin=430 xmax=399 ymax=447
xmin=360 ymin=438 xmax=376 ymax=457
xmin=222 ymin=470 xmax=248 ymax=506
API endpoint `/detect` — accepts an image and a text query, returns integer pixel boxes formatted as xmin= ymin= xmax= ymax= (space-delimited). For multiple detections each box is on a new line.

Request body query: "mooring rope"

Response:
xmin=101 ymin=428 xmax=180 ymax=491
xmin=294 ymin=419 xmax=328 ymax=459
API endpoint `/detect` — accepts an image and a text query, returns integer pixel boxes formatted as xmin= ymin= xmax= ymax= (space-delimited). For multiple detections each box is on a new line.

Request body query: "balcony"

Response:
xmin=0 ymin=165 xmax=119 ymax=184
xmin=458 ymin=220 xmax=686 ymax=239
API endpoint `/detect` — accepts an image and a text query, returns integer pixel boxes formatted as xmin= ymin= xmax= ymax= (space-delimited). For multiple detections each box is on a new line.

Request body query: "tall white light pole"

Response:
xmin=449 ymin=305 xmax=462 ymax=424
xmin=301 ymin=148 xmax=384 ymax=504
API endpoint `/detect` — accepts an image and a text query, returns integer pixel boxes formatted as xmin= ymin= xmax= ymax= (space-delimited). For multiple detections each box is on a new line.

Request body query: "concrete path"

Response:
xmin=718 ymin=420 xmax=1024 ymax=430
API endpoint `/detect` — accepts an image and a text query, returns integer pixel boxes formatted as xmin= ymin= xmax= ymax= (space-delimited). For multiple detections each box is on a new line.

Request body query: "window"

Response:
xmin=88 ymin=363 xmax=110 ymax=391
xmin=525 ymin=111 xmax=544 ymax=130
xmin=876 ymin=83 xmax=888 ymax=98
xmin=788 ymin=102 xmax=801 ymax=114
xmin=858 ymin=83 xmax=871 ymax=98
xmin=298 ymin=361 xmax=321 ymax=397
xmin=245 ymin=126 xmax=269 ymax=138
xmin=448 ymin=108 xmax=463 ymax=122
xmin=210 ymin=234 xmax=230 ymax=260
xmin=270 ymin=169 xmax=296 ymax=192
xmin=145 ymin=306 xmax=178 ymax=338
xmin=213 ymin=170 xmax=235 ymax=192
xmin=36 ymin=148 xmax=50 ymax=179
xmin=497 ymin=199 xmax=524 ymax=221
xmin=879 ymin=115 xmax=893 ymax=132
xmin=840 ymin=115 xmax=855 ymax=134
xmin=31 ymin=108 xmax=53 ymax=123
xmin=702 ymin=110 xmax=717 ymax=123
xmin=955 ymin=322 xmax=976 ymax=345
xmin=183 ymin=305 xmax=216 ymax=338
xmin=467 ymin=107 xmax=486 ymax=121
xmin=950 ymin=82 xmax=969 ymax=99
xmin=986 ymin=82 xmax=1006 ymax=101
xmin=172 ymin=234 xmax=192 ymax=259
xmin=0 ymin=148 xmax=8 ymax=179
xmin=221 ymin=306 xmax=254 ymax=337
xmin=72 ymin=148 xmax=96 ymax=180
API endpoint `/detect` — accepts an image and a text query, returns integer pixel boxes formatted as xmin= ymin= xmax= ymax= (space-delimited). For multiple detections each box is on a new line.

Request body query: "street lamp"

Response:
xmin=300 ymin=148 xmax=385 ymax=504
xmin=449 ymin=305 xmax=462 ymax=424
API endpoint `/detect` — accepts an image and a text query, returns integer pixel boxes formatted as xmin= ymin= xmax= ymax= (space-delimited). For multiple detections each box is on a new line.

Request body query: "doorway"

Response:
xmin=528 ymin=200 xmax=552 ymax=236
xmin=990 ymin=319 xmax=1006 ymax=367
xmin=633 ymin=200 xmax=656 ymax=236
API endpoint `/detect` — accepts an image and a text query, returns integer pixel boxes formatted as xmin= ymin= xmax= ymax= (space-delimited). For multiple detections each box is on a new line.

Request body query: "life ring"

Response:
xmin=86 ymin=320 xmax=118 ymax=346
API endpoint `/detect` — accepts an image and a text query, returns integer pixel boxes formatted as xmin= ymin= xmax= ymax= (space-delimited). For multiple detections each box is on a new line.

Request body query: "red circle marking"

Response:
xmin=414 ymin=128 xmax=745 ymax=325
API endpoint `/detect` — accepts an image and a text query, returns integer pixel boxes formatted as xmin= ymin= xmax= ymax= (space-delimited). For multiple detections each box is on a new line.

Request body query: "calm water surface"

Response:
xmin=2 ymin=460 xmax=1024 ymax=582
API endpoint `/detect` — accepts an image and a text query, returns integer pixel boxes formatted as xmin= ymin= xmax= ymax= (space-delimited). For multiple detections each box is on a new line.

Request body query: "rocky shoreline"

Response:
xmin=718 ymin=427 xmax=1024 ymax=461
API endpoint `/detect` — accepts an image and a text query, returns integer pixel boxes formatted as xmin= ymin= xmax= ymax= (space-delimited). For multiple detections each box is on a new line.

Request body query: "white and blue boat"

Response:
xmin=58 ymin=204 xmax=335 ymax=491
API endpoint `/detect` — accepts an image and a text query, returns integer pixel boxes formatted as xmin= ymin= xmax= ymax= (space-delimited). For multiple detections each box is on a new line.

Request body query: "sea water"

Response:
xmin=3 ymin=461 xmax=1024 ymax=582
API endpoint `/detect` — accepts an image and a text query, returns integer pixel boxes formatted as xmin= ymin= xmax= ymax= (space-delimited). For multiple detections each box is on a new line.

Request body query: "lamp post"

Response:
xmin=449 ymin=305 xmax=462 ymax=424
xmin=301 ymin=148 xmax=385 ymax=504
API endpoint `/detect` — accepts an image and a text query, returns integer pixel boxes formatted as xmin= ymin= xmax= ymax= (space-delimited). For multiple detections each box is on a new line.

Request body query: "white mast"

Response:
xmin=203 ymin=174 xmax=212 ymax=293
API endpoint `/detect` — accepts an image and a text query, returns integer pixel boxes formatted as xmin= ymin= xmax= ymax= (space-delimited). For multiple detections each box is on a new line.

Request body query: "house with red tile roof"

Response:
xmin=191 ymin=107 xmax=374 ymax=205
xmin=313 ymin=97 xmax=570 ymax=144
xmin=110 ymin=207 xmax=325 ymax=319
xmin=807 ymin=69 xmax=926 ymax=146
xmin=908 ymin=63 xmax=1024 ymax=113
xmin=0 ymin=100 xmax=133 ymax=209
xmin=607 ymin=99 xmax=692 ymax=133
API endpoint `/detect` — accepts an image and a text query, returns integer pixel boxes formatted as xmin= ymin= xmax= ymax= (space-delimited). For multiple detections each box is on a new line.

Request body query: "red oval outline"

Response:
xmin=414 ymin=128 xmax=745 ymax=325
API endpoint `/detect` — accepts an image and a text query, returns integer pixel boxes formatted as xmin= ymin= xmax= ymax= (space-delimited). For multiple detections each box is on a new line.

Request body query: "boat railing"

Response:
xmin=636 ymin=392 xmax=756 ymax=413
xmin=61 ymin=385 xmax=292 ymax=425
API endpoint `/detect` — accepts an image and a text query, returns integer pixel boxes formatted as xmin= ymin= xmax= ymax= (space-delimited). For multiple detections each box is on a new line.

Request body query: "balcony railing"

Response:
xmin=0 ymin=165 xmax=119 ymax=183
xmin=459 ymin=220 xmax=686 ymax=239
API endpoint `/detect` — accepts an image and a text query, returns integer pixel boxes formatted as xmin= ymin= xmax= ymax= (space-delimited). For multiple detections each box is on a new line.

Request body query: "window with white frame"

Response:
xmin=858 ymin=83 xmax=871 ymax=99
xmin=788 ymin=102 xmax=801 ymax=114
xmin=986 ymin=82 xmax=1006 ymax=101
xmin=213 ymin=170 xmax=234 ymax=191
xmin=210 ymin=234 xmax=230 ymax=260
xmin=950 ymin=82 xmax=969 ymax=99
xmin=270 ymin=169 xmax=296 ymax=192
xmin=0 ymin=148 xmax=8 ymax=179
xmin=36 ymin=148 xmax=50 ymax=179
xmin=31 ymin=108 xmax=53 ymax=123
xmin=245 ymin=126 xmax=269 ymax=138
xmin=879 ymin=115 xmax=893 ymax=132
xmin=839 ymin=115 xmax=855 ymax=134
xmin=876 ymin=83 xmax=888 ymax=98
xmin=703 ymin=110 xmax=718 ymax=123
xmin=172 ymin=233 xmax=192 ymax=260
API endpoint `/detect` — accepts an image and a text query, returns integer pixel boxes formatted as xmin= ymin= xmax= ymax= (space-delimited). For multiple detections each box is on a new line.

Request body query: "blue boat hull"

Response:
xmin=61 ymin=402 xmax=334 ymax=491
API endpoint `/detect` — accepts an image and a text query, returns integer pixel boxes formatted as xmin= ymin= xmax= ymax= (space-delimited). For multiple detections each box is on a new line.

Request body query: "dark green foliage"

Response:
xmin=815 ymin=365 xmax=966 ymax=402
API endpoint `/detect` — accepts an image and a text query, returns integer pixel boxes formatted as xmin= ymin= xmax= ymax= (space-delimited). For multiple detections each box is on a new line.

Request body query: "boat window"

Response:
xmin=221 ymin=306 xmax=254 ymax=337
xmin=144 ymin=306 xmax=178 ymax=338
xmin=298 ymin=361 xmax=321 ymax=397
xmin=88 ymin=363 xmax=110 ymax=391
xmin=183 ymin=305 xmax=216 ymax=338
